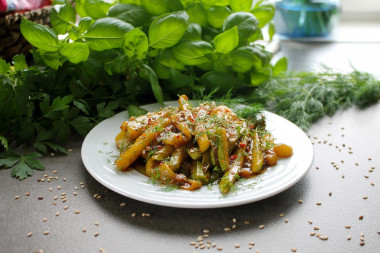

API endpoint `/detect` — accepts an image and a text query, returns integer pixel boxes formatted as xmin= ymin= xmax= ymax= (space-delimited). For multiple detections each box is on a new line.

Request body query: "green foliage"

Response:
xmin=0 ymin=151 xmax=45 ymax=180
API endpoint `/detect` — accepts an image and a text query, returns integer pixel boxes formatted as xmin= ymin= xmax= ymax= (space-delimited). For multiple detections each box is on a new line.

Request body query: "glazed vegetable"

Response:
xmin=115 ymin=95 xmax=293 ymax=194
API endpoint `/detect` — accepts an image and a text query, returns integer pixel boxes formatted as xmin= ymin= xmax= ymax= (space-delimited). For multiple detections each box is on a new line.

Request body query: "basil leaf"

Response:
xmin=139 ymin=64 xmax=164 ymax=104
xmin=152 ymin=60 xmax=171 ymax=79
xmin=230 ymin=0 xmax=253 ymax=12
xmin=228 ymin=46 xmax=262 ymax=73
xmin=84 ymin=17 xmax=134 ymax=51
xmin=59 ymin=42 xmax=89 ymax=63
xmin=104 ymin=55 xmax=129 ymax=75
xmin=251 ymin=3 xmax=275 ymax=28
xmin=108 ymin=4 xmax=150 ymax=27
xmin=20 ymin=18 xmax=59 ymax=52
xmin=39 ymin=50 xmax=62 ymax=69
xmin=167 ymin=69 xmax=195 ymax=94
xmin=181 ymin=23 xmax=202 ymax=42
xmin=186 ymin=3 xmax=207 ymax=26
xmin=123 ymin=28 xmax=148 ymax=60
xmin=250 ymin=67 xmax=271 ymax=86
xmin=223 ymin=12 xmax=259 ymax=42
xmin=200 ymin=71 xmax=245 ymax=93
xmin=75 ymin=0 xmax=112 ymax=19
xmin=173 ymin=40 xmax=213 ymax=66
xmin=207 ymin=6 xmax=231 ymax=28
xmin=149 ymin=11 xmax=189 ymax=49
xmin=273 ymin=57 xmax=288 ymax=76
xmin=268 ymin=21 xmax=275 ymax=41
xmin=213 ymin=26 xmax=238 ymax=54
xmin=141 ymin=0 xmax=183 ymax=16
xmin=158 ymin=48 xmax=185 ymax=70
xmin=78 ymin=17 xmax=93 ymax=34
xmin=50 ymin=3 xmax=76 ymax=34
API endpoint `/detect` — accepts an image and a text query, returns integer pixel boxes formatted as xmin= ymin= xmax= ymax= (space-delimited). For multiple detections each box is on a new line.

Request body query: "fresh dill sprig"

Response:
xmin=249 ymin=66 xmax=380 ymax=131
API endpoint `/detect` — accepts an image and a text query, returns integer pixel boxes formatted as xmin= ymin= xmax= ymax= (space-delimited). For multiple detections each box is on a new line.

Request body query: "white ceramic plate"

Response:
xmin=81 ymin=101 xmax=313 ymax=209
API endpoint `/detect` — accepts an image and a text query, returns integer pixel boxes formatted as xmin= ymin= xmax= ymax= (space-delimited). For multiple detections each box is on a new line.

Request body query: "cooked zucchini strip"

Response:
xmin=219 ymin=137 xmax=248 ymax=194
xmin=115 ymin=117 xmax=171 ymax=171
xmin=250 ymin=131 xmax=264 ymax=173
xmin=216 ymin=127 xmax=229 ymax=172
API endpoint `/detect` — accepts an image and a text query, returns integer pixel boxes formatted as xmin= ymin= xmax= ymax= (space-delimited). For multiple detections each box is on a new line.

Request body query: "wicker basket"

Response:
xmin=0 ymin=6 xmax=52 ymax=60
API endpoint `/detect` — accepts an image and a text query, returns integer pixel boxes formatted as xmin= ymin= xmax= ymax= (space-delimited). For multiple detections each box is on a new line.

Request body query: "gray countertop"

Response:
xmin=1 ymin=41 xmax=380 ymax=253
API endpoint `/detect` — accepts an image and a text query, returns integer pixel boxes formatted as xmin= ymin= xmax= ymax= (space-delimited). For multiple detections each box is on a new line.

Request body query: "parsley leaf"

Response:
xmin=0 ymin=151 xmax=45 ymax=180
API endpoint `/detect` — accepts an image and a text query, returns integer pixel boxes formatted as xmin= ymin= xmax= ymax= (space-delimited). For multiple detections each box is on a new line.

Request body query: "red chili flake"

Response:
xmin=230 ymin=155 xmax=238 ymax=160
xmin=176 ymin=135 xmax=180 ymax=139
xmin=239 ymin=143 xmax=246 ymax=148
xmin=157 ymin=145 xmax=162 ymax=150
xmin=146 ymin=146 xmax=151 ymax=151
xmin=148 ymin=118 xmax=152 ymax=125
xmin=249 ymin=125 xmax=255 ymax=129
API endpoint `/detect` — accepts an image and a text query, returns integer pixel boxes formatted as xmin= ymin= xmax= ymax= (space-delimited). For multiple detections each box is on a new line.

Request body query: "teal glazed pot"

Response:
xmin=274 ymin=0 xmax=341 ymax=37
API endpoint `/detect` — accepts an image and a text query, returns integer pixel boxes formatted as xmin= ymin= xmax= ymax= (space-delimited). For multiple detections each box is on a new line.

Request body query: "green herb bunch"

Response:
xmin=20 ymin=0 xmax=278 ymax=102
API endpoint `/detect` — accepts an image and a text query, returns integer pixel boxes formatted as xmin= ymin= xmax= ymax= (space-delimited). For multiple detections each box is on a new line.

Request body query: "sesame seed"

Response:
xmin=49 ymin=187 xmax=53 ymax=192
xmin=64 ymin=206 xmax=68 ymax=210
xmin=359 ymin=216 xmax=363 ymax=220
xmin=74 ymin=186 xmax=79 ymax=190
xmin=371 ymin=182 xmax=375 ymax=186
xmin=54 ymin=177 xmax=58 ymax=180
xmin=298 ymin=200 xmax=303 ymax=204
xmin=40 ymin=179 xmax=45 ymax=182
xmin=364 ymin=175 xmax=369 ymax=178
xmin=347 ymin=236 xmax=351 ymax=240
xmin=345 ymin=225 xmax=351 ymax=229
xmin=54 ymin=196 xmax=58 ymax=200
xmin=38 ymin=196 xmax=43 ymax=200
xmin=43 ymin=231 xmax=49 ymax=235
xmin=203 ymin=234 xmax=209 ymax=238
xmin=377 ymin=231 xmax=380 ymax=234
xmin=360 ymin=242 xmax=365 ymax=246
xmin=259 ymin=225 xmax=265 ymax=229
xmin=74 ymin=210 xmax=80 ymax=214
xmin=68 ymin=149 xmax=73 ymax=152
xmin=235 ymin=244 xmax=240 ymax=248
xmin=25 ymin=192 xmax=30 ymax=196
xmin=82 ymin=228 xmax=87 ymax=232
xmin=285 ymin=219 xmax=288 ymax=223
xmin=27 ymin=232 xmax=33 ymax=237
xmin=53 ymin=201 xmax=57 ymax=205
xmin=202 ymin=229 xmax=209 ymax=233
xmin=217 ymin=246 xmax=223 ymax=251
xmin=319 ymin=235 xmax=328 ymax=240
xmin=308 ymin=220 xmax=312 ymax=224
xmin=329 ymin=192 xmax=332 ymax=196
xmin=53 ymin=170 xmax=58 ymax=174
xmin=316 ymin=202 xmax=322 ymax=205
xmin=131 ymin=213 xmax=136 ymax=217
xmin=224 ymin=228 xmax=230 ymax=231
xmin=55 ymin=212 xmax=59 ymax=216
xmin=42 ymin=218 xmax=47 ymax=222
xmin=279 ymin=213 xmax=284 ymax=217
xmin=200 ymin=245 xmax=205 ymax=249
xmin=360 ymin=237 xmax=364 ymax=242
xmin=363 ymin=196 xmax=368 ymax=199
xmin=80 ymin=182 xmax=84 ymax=185
xmin=190 ymin=242 xmax=196 ymax=246
xmin=244 ymin=221 xmax=250 ymax=224
xmin=61 ymin=192 xmax=66 ymax=196
xmin=120 ymin=203 xmax=126 ymax=207
xmin=232 ymin=224 xmax=237 ymax=229
xmin=94 ymin=221 xmax=99 ymax=226
xmin=314 ymin=227 xmax=319 ymax=230
xmin=73 ymin=192 xmax=78 ymax=196
xmin=99 ymin=248 xmax=106 ymax=253
xmin=57 ymin=186 xmax=61 ymax=190
xmin=249 ymin=245 xmax=253 ymax=249
xmin=291 ymin=248 xmax=297 ymax=252
xmin=249 ymin=242 xmax=255 ymax=246
xmin=14 ymin=196 xmax=20 ymax=200
xmin=63 ymin=178 xmax=67 ymax=181
xmin=94 ymin=232 xmax=99 ymax=237
xmin=360 ymin=232 xmax=364 ymax=237
xmin=233 ymin=218 xmax=237 ymax=223
xmin=310 ymin=232 xmax=315 ymax=236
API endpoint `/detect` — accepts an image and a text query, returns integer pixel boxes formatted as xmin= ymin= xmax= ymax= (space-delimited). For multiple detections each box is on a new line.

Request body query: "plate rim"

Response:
xmin=81 ymin=101 xmax=314 ymax=209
